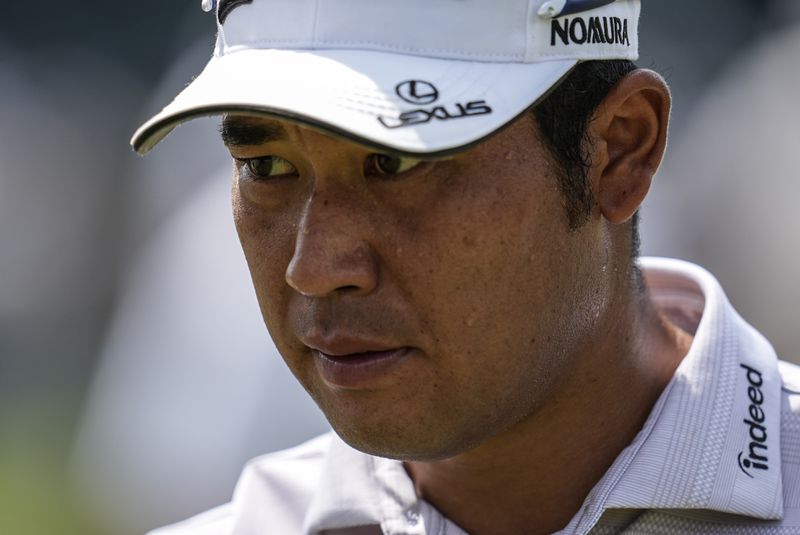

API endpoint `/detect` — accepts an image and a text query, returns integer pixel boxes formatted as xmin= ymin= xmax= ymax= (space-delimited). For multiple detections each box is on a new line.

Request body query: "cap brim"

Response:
xmin=131 ymin=49 xmax=577 ymax=156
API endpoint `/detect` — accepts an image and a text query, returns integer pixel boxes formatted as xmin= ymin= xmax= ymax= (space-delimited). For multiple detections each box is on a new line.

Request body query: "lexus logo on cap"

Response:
xmin=396 ymin=81 xmax=440 ymax=105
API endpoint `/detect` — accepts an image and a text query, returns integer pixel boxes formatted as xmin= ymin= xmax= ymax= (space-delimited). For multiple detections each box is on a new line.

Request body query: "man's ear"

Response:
xmin=588 ymin=69 xmax=671 ymax=224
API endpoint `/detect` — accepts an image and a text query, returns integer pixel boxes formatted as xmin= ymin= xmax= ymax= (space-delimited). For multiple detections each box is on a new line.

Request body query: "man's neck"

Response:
xmin=404 ymin=289 xmax=692 ymax=535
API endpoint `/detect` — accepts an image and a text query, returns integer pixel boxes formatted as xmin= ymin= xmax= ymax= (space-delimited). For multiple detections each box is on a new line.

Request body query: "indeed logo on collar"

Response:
xmin=738 ymin=364 xmax=769 ymax=478
xmin=550 ymin=16 xmax=631 ymax=46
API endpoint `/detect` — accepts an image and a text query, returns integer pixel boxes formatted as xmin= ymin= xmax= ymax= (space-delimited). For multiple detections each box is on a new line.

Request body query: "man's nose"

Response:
xmin=285 ymin=187 xmax=379 ymax=298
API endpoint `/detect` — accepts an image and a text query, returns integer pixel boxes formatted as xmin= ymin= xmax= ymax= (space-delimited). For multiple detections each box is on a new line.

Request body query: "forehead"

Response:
xmin=220 ymin=116 xmax=291 ymax=147
xmin=221 ymin=115 xmax=410 ymax=160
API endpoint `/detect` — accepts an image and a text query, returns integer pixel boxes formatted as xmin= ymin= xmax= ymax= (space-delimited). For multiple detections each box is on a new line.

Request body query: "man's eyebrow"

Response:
xmin=219 ymin=118 xmax=288 ymax=147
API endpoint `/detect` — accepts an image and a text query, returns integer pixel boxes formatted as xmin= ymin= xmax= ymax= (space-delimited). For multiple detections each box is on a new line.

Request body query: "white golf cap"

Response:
xmin=131 ymin=0 xmax=640 ymax=156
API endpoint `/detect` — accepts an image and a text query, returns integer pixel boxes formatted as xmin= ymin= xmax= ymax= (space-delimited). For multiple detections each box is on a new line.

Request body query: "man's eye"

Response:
xmin=365 ymin=154 xmax=422 ymax=177
xmin=241 ymin=156 xmax=297 ymax=179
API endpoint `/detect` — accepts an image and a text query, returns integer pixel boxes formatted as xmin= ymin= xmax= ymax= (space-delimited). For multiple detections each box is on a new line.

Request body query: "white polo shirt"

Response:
xmin=152 ymin=258 xmax=800 ymax=534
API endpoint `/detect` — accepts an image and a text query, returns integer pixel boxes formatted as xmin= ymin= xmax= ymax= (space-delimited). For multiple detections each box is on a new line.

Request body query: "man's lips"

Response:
xmin=303 ymin=334 xmax=406 ymax=357
xmin=303 ymin=336 xmax=415 ymax=389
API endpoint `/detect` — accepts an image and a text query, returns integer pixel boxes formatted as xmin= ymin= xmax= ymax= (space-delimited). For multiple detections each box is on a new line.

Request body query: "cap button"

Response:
xmin=201 ymin=0 xmax=216 ymax=12
xmin=538 ymin=0 xmax=567 ymax=18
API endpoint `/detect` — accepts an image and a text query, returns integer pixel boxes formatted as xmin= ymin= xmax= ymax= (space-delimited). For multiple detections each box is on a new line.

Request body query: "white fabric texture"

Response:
xmin=150 ymin=258 xmax=800 ymax=534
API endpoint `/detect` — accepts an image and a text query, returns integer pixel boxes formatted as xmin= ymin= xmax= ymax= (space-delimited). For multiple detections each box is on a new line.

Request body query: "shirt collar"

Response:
xmin=565 ymin=258 xmax=784 ymax=534
xmin=303 ymin=435 xmax=426 ymax=534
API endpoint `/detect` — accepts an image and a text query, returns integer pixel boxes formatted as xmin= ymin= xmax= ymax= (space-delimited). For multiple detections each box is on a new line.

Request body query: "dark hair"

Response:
xmin=532 ymin=59 xmax=640 ymax=257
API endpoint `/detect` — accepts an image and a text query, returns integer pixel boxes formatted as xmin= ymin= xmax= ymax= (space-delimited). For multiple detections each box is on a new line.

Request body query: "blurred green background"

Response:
xmin=1 ymin=4 xmax=206 ymax=533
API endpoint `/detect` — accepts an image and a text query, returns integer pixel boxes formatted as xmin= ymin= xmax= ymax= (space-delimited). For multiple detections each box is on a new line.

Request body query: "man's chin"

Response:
xmin=305 ymin=382 xmax=490 ymax=461
xmin=329 ymin=422 xmax=482 ymax=463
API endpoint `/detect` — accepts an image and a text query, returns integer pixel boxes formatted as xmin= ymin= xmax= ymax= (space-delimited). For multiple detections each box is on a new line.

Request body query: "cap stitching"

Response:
xmin=222 ymin=40 xmax=526 ymax=61
xmin=311 ymin=0 xmax=321 ymax=43
xmin=221 ymin=39 xmax=637 ymax=61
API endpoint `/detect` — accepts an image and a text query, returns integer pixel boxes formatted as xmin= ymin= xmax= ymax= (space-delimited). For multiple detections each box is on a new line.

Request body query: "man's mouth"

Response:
xmin=305 ymin=337 xmax=414 ymax=389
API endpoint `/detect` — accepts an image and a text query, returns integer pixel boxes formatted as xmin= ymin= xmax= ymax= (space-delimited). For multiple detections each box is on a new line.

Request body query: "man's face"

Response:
xmin=226 ymin=113 xmax=608 ymax=460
